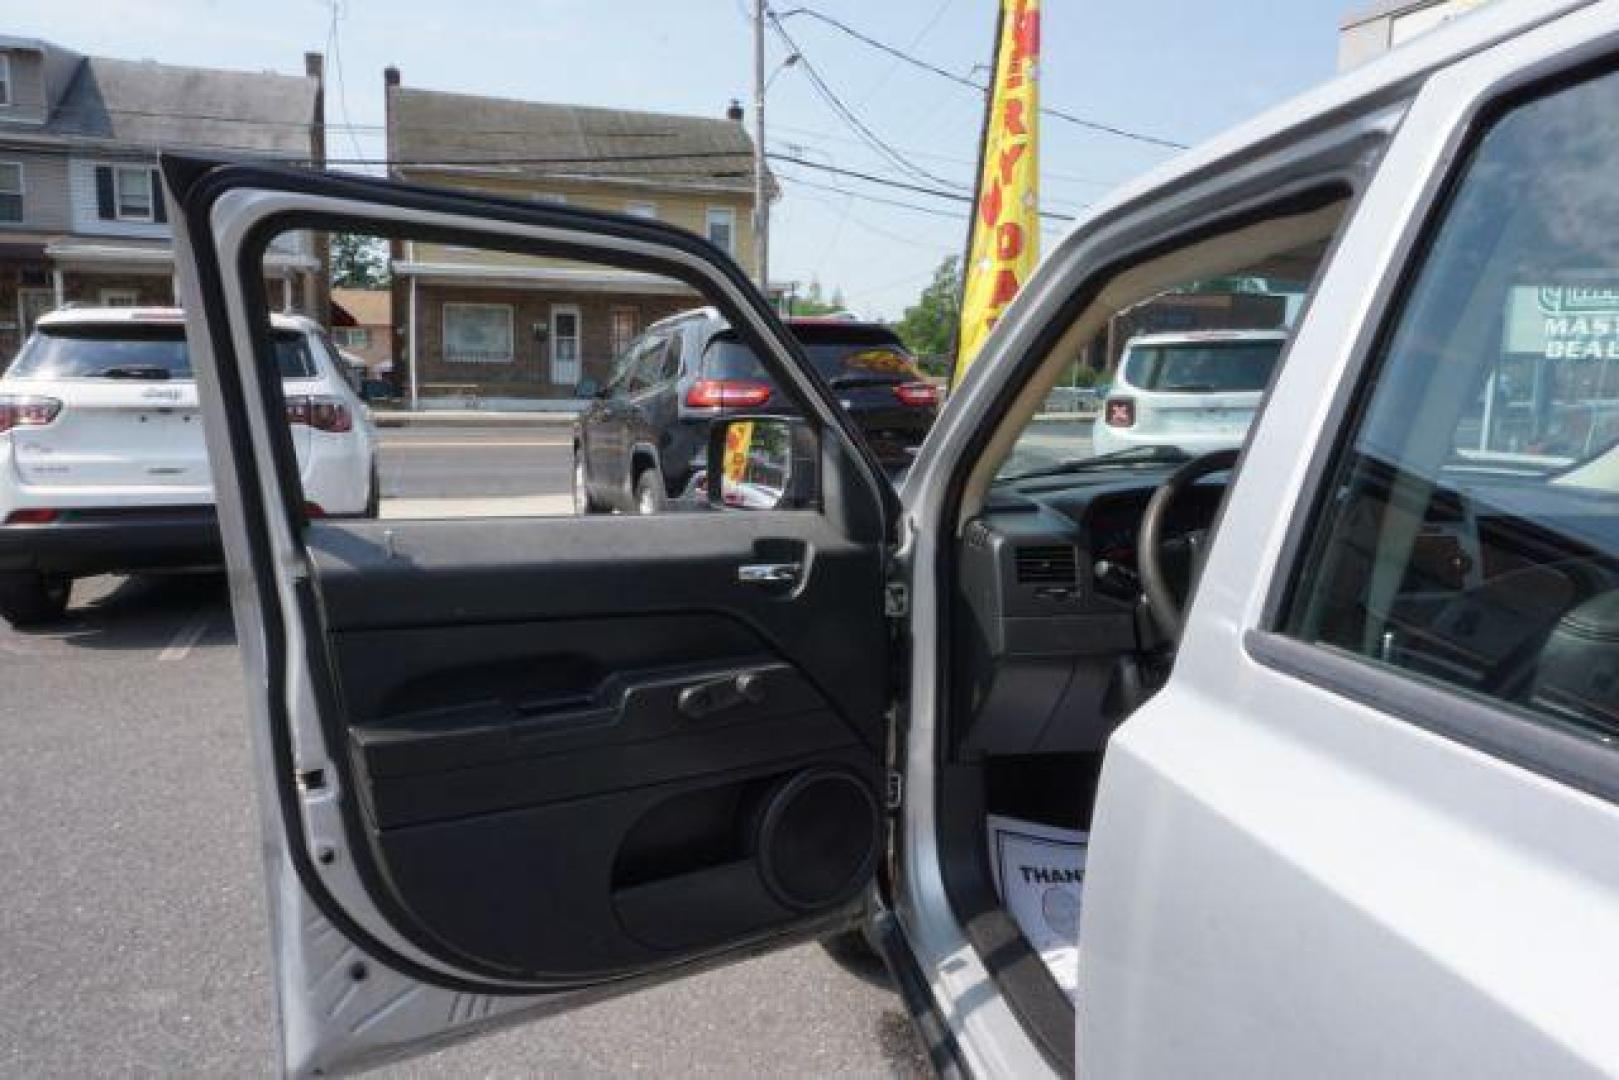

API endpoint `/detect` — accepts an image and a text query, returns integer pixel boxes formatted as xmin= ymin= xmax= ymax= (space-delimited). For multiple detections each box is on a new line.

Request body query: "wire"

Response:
xmin=765 ymin=7 xmax=968 ymax=193
xmin=778 ymin=174 xmax=964 ymax=244
xmin=853 ymin=0 xmax=953 ymax=107
xmin=768 ymin=152 xmax=1077 ymax=221
xmin=775 ymin=6 xmax=1189 ymax=151
xmin=772 ymin=121 xmax=1121 ymax=190
xmin=323 ymin=0 xmax=368 ymax=164
xmin=776 ymin=171 xmax=963 ymax=219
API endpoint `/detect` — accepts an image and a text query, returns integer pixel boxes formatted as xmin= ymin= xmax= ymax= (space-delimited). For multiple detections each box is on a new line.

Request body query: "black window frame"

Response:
xmin=1250 ymin=54 xmax=1619 ymax=807
xmin=0 ymin=160 xmax=20 ymax=223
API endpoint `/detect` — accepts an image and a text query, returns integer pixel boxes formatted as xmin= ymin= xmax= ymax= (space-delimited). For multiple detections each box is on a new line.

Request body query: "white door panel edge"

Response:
xmin=1081 ymin=4 xmax=1619 ymax=1076
xmin=897 ymin=522 xmax=1059 ymax=1080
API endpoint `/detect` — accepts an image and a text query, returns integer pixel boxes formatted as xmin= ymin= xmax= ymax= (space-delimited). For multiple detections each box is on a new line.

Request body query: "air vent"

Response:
xmin=1015 ymin=545 xmax=1077 ymax=585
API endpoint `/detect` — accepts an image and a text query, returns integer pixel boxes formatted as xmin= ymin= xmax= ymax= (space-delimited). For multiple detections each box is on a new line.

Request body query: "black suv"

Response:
xmin=573 ymin=310 xmax=939 ymax=513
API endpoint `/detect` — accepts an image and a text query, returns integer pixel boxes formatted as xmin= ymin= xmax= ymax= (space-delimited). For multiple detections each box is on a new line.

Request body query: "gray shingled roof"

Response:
xmin=389 ymin=87 xmax=759 ymax=192
xmin=42 ymin=57 xmax=318 ymax=156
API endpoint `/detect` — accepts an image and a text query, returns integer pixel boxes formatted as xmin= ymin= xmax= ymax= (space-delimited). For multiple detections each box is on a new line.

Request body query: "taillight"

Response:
xmin=685 ymin=379 xmax=772 ymax=408
xmin=4 ymin=508 xmax=59 ymax=525
xmin=894 ymin=382 xmax=940 ymax=408
xmin=0 ymin=395 xmax=62 ymax=434
xmin=303 ymin=501 xmax=326 ymax=518
xmin=286 ymin=395 xmax=352 ymax=433
xmin=1104 ymin=397 xmax=1136 ymax=428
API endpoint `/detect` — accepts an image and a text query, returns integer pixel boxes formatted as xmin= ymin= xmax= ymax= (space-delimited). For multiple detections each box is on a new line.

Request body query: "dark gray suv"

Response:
xmin=573 ymin=309 xmax=939 ymax=513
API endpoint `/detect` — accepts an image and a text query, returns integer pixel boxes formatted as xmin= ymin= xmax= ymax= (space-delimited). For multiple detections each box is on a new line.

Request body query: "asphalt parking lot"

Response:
xmin=0 ymin=421 xmax=929 ymax=1078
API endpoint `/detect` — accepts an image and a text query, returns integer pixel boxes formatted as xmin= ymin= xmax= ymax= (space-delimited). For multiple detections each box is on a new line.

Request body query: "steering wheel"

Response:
xmin=1136 ymin=449 xmax=1240 ymax=640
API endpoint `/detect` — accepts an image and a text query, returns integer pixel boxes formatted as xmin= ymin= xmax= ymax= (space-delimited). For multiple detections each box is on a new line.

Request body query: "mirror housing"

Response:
xmin=706 ymin=416 xmax=818 ymax=510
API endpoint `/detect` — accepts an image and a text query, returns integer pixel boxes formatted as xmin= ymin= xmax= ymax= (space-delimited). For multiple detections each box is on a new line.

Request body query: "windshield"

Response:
xmin=1122 ymin=339 xmax=1282 ymax=393
xmin=994 ymin=329 xmax=1295 ymax=481
xmin=7 ymin=325 xmax=318 ymax=381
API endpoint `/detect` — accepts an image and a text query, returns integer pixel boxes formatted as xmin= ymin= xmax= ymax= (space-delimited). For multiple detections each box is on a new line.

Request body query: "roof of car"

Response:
xmin=1124 ymin=329 xmax=1290 ymax=347
xmin=35 ymin=306 xmax=315 ymax=332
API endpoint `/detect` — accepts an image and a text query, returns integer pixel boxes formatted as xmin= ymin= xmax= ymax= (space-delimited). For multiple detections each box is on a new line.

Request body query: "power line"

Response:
xmin=777 ymin=170 xmax=962 ymax=219
xmin=768 ymin=151 xmax=1077 ymax=221
xmin=780 ymin=175 xmax=952 ymax=251
xmin=774 ymin=5 xmax=1189 ymax=151
xmin=323 ymin=0 xmax=368 ymax=163
xmin=765 ymin=7 xmax=968 ymax=193
xmin=773 ymin=121 xmax=1121 ymax=190
xmin=853 ymin=0 xmax=954 ymax=108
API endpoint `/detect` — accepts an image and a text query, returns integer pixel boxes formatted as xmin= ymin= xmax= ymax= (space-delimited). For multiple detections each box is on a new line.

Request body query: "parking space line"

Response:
xmin=159 ymin=608 xmax=213 ymax=662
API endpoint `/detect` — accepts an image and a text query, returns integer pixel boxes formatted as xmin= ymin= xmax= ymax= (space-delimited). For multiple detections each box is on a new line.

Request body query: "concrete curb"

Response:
xmin=372 ymin=410 xmax=578 ymax=428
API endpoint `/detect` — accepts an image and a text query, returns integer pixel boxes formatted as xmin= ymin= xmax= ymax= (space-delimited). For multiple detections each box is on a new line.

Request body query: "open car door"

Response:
xmin=164 ymin=156 xmax=902 ymax=1076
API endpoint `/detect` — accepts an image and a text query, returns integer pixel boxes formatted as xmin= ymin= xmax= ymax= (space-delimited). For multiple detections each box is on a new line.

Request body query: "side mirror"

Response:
xmin=706 ymin=416 xmax=817 ymax=510
xmin=576 ymin=377 xmax=602 ymax=399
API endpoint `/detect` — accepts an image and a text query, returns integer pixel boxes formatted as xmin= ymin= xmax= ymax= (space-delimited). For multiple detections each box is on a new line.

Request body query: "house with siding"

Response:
xmin=384 ymin=68 xmax=769 ymax=406
xmin=330 ymin=287 xmax=392 ymax=374
xmin=0 ymin=35 xmax=326 ymax=360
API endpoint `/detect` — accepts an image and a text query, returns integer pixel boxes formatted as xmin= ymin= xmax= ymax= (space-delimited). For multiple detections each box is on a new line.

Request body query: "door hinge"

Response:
xmin=885 ymin=769 xmax=904 ymax=811
xmin=884 ymin=581 xmax=909 ymax=619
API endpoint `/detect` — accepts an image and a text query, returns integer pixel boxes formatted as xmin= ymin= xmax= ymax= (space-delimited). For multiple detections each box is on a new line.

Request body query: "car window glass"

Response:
xmin=9 ymin=324 xmax=317 ymax=380
xmin=701 ymin=333 xmax=924 ymax=386
xmin=660 ymin=331 xmax=683 ymax=382
xmin=1122 ymin=339 xmax=1282 ymax=392
xmin=1283 ymin=68 xmax=1619 ymax=745
xmin=272 ymin=226 xmax=821 ymax=519
xmin=626 ymin=334 xmax=666 ymax=393
xmin=606 ymin=333 xmax=646 ymax=395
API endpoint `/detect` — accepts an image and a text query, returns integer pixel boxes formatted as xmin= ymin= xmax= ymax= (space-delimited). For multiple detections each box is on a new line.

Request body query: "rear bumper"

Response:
xmin=0 ymin=508 xmax=221 ymax=575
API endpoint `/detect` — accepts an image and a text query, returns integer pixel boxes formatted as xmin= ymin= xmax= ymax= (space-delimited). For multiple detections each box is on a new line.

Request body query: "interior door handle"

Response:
xmin=678 ymin=670 xmax=769 ymax=720
xmin=738 ymin=562 xmax=801 ymax=586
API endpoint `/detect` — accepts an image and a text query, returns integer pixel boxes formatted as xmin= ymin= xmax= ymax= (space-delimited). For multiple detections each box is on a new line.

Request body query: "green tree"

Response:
xmin=896 ymin=255 xmax=960 ymax=366
xmin=330 ymin=233 xmax=390 ymax=289
xmin=786 ymin=278 xmax=848 ymax=317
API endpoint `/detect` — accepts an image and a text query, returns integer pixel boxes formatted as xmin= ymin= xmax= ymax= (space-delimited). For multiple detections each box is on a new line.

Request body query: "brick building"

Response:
xmin=0 ymin=35 xmax=327 ymax=360
xmin=384 ymin=69 xmax=769 ymax=406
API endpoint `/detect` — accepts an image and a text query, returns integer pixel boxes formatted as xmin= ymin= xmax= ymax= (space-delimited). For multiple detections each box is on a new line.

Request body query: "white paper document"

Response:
xmin=986 ymin=814 xmax=1086 ymax=1002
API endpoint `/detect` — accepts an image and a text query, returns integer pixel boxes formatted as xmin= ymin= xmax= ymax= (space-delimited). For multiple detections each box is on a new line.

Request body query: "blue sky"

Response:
xmin=11 ymin=0 xmax=1351 ymax=316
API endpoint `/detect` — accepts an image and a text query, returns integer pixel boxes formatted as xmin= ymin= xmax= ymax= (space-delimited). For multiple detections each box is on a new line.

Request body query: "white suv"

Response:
xmin=1092 ymin=329 xmax=1287 ymax=457
xmin=0 ymin=306 xmax=376 ymax=625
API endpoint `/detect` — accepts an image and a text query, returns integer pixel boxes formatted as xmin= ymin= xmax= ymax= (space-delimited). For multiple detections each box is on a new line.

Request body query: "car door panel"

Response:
xmin=296 ymin=514 xmax=888 ymax=979
xmin=166 ymin=157 xmax=898 ymax=1073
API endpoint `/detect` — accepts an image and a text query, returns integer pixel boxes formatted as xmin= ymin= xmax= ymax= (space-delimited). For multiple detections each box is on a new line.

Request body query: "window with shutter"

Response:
xmin=0 ymin=162 xmax=21 ymax=223
xmin=114 ymin=167 xmax=154 ymax=221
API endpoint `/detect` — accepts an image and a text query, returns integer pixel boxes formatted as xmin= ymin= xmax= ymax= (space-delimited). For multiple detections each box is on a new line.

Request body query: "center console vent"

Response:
xmin=1015 ymin=545 xmax=1078 ymax=585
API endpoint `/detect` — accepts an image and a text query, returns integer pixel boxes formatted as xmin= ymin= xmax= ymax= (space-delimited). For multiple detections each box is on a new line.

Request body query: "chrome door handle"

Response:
xmin=738 ymin=562 xmax=801 ymax=585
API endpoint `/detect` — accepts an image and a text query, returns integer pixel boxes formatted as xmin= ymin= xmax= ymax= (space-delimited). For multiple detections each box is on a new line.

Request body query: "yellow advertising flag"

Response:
xmin=954 ymin=0 xmax=1041 ymax=386
xmin=722 ymin=420 xmax=755 ymax=485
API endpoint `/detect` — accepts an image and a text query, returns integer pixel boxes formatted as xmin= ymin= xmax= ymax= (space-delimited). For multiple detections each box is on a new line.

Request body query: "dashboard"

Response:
xmin=952 ymin=468 xmax=1228 ymax=759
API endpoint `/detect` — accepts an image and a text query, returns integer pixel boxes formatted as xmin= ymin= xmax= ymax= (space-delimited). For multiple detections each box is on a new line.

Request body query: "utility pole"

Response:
xmin=752 ymin=0 xmax=769 ymax=295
